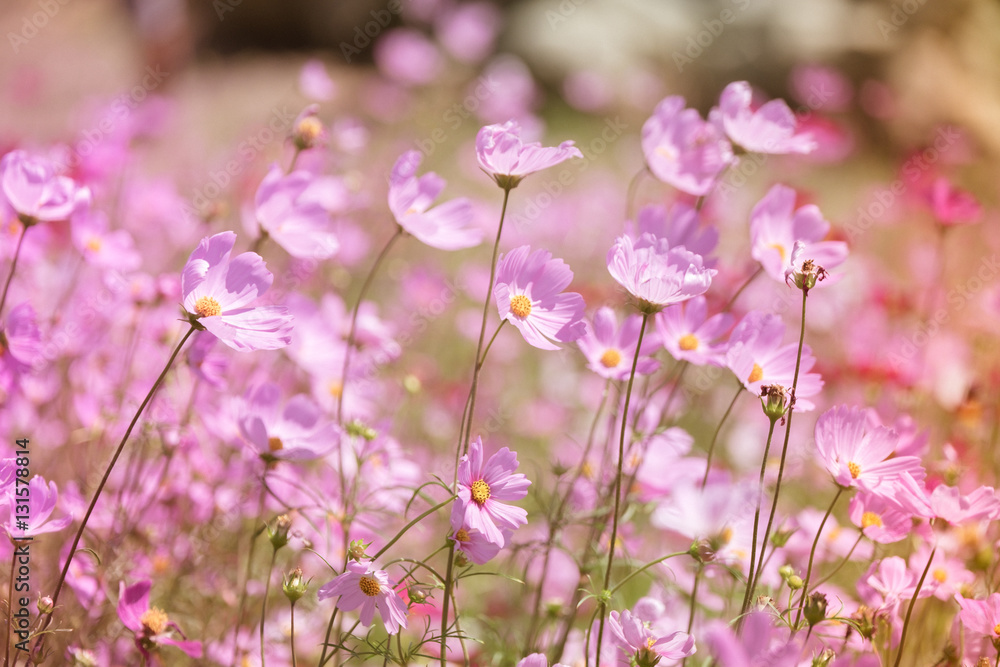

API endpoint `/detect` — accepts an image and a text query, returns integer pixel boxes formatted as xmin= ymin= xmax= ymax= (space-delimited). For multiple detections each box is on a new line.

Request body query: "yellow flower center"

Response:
xmin=861 ymin=512 xmax=882 ymax=529
xmin=328 ymin=381 xmax=343 ymax=398
xmin=296 ymin=116 xmax=323 ymax=142
xmin=509 ymin=294 xmax=532 ymax=319
xmin=358 ymin=576 xmax=381 ymax=597
xmin=600 ymin=349 xmax=622 ymax=368
xmin=656 ymin=145 xmax=679 ymax=162
xmin=470 ymin=479 xmax=491 ymax=505
xmin=140 ymin=607 xmax=169 ymax=635
xmin=994 ymin=623 xmax=1000 ymax=637
xmin=581 ymin=461 xmax=594 ymax=479
xmin=678 ymin=334 xmax=699 ymax=351
xmin=719 ymin=526 xmax=733 ymax=545
xmin=455 ymin=529 xmax=470 ymax=542
xmin=768 ymin=243 xmax=787 ymax=261
xmin=85 ymin=237 xmax=102 ymax=253
xmin=848 ymin=461 xmax=861 ymax=479
xmin=268 ymin=436 xmax=283 ymax=452
xmin=646 ymin=636 xmax=656 ymax=649
xmin=194 ymin=295 xmax=222 ymax=318
xmin=933 ymin=568 xmax=948 ymax=584
xmin=747 ymin=363 xmax=763 ymax=384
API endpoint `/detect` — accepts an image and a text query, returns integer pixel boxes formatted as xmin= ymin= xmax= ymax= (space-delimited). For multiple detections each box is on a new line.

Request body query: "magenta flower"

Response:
xmin=388 ymin=150 xmax=480 ymax=250
xmin=451 ymin=524 xmax=504 ymax=565
xmin=702 ymin=612 xmax=801 ymax=667
xmin=494 ymin=245 xmax=586 ymax=351
xmin=814 ymin=405 xmax=924 ymax=491
xmin=927 ymin=176 xmax=982 ymax=226
xmin=607 ymin=233 xmax=716 ymax=313
xmin=117 ymin=580 xmax=203 ymax=661
xmin=847 ymin=491 xmax=914 ymax=544
xmin=656 ymin=296 xmax=732 ymax=367
xmin=889 ymin=474 xmax=1000 ymax=523
xmin=635 ymin=203 xmax=718 ymax=261
xmin=450 ymin=436 xmax=530 ymax=547
xmin=714 ymin=81 xmax=816 ymax=154
xmin=254 ymin=164 xmax=339 ymax=259
xmin=0 ymin=302 xmax=42 ymax=388
xmin=70 ymin=208 xmax=141 ymax=271
xmin=725 ymin=311 xmax=823 ymax=410
xmin=0 ymin=149 xmax=89 ymax=223
xmin=577 ymin=307 xmax=660 ymax=380
xmin=641 ymin=96 xmax=734 ymax=196
xmin=749 ymin=184 xmax=847 ymax=284
xmin=2 ymin=476 xmax=71 ymax=541
xmin=608 ymin=609 xmax=696 ymax=666
xmin=181 ymin=231 xmax=294 ymax=352
xmin=476 ymin=120 xmax=582 ymax=189
xmin=317 ymin=560 xmax=408 ymax=634
xmin=957 ymin=593 xmax=1000 ymax=645
xmin=238 ymin=383 xmax=339 ymax=462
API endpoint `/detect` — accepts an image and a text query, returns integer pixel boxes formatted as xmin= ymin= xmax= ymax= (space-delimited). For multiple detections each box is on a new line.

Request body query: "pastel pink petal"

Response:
xmin=282 ymin=394 xmax=322 ymax=430
xmin=358 ymin=598 xmax=376 ymax=626
xmin=484 ymin=498 xmax=528 ymax=530
xmin=181 ymin=232 xmax=236 ymax=303
xmin=480 ymin=447 xmax=518 ymax=480
xmin=591 ymin=307 xmax=617 ymax=345
xmin=490 ymin=475 xmax=530 ymax=501
xmin=220 ymin=251 xmax=273 ymax=310
xmin=528 ymin=294 xmax=586 ymax=343
xmin=201 ymin=307 xmax=293 ymax=352
xmin=117 ymin=580 xmax=151 ymax=633
xmin=464 ymin=503 xmax=504 ymax=546
xmin=159 ymin=637 xmax=203 ymax=658
xmin=510 ymin=317 xmax=561 ymax=351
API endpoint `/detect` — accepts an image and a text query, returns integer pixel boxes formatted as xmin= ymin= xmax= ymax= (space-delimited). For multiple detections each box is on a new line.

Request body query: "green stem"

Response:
xmin=439 ymin=547 xmax=455 ymax=667
xmin=809 ymin=533 xmax=863 ymax=591
xmin=794 ymin=487 xmax=844 ymax=626
xmin=232 ymin=482 xmax=268 ymax=667
xmin=892 ymin=546 xmax=935 ymax=667
xmin=0 ymin=223 xmax=28 ymax=318
xmin=372 ymin=495 xmax=457 ymax=561
xmin=624 ymin=166 xmax=649 ymax=220
xmin=595 ymin=312 xmax=650 ymax=664
xmin=610 ymin=551 xmax=689 ymax=596
xmin=700 ymin=385 xmax=743 ymax=488
xmin=750 ymin=287 xmax=809 ymax=613
xmin=260 ymin=550 xmax=278 ymax=667
xmin=740 ymin=416 xmax=778 ymax=617
xmin=721 ymin=266 xmax=763 ymax=312
xmin=460 ymin=323 xmax=506 ymax=450
xmin=43 ymin=325 xmax=196 ymax=622
xmin=290 ymin=602 xmax=298 ymax=667
xmin=337 ymin=227 xmax=403 ymax=423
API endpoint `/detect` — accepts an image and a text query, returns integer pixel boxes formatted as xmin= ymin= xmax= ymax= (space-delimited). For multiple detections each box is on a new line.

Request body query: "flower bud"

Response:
xmin=759 ymin=384 xmax=790 ymax=423
xmin=454 ymin=552 xmax=469 ymax=568
xmin=347 ymin=538 xmax=370 ymax=562
xmin=268 ymin=514 xmax=292 ymax=551
xmin=283 ymin=568 xmax=308 ymax=603
xmin=346 ymin=420 xmax=378 ymax=441
xmin=292 ymin=106 xmax=326 ymax=151
xmin=787 ymin=575 xmax=804 ymax=590
xmin=803 ymin=592 xmax=828 ymax=628
xmin=778 ymin=565 xmax=794 ymax=581
xmin=812 ymin=648 xmax=835 ymax=667
xmin=37 ymin=595 xmax=54 ymax=615
xmin=851 ymin=605 xmax=875 ymax=640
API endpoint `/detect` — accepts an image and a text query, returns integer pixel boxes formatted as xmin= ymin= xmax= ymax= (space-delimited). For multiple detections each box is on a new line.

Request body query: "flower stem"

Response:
xmin=809 ymin=533 xmax=862 ymax=591
xmin=260 ymin=550 xmax=278 ymax=667
xmin=372 ymin=495 xmax=457 ymax=561
xmin=624 ymin=166 xmax=650 ymax=220
xmin=700 ymin=385 xmax=743 ymax=488
xmin=740 ymin=416 xmax=778 ymax=617
xmin=893 ymin=546 xmax=935 ymax=667
xmin=595 ymin=312 xmax=650 ymax=664
xmin=290 ymin=602 xmax=298 ymax=667
xmin=459 ymin=187 xmax=511 ymax=458
xmin=610 ymin=551 xmax=689 ymax=596
xmin=337 ymin=227 xmax=403 ymax=424
xmin=460 ymin=323 xmax=506 ymax=450
xmin=232 ymin=482 xmax=268 ymax=667
xmin=749 ymin=287 xmax=809 ymax=614
xmin=721 ymin=266 xmax=763 ymax=312
xmin=794 ymin=486 xmax=844 ymax=627
xmin=0 ymin=224 xmax=29 ymax=318
xmin=42 ymin=324 xmax=196 ymax=628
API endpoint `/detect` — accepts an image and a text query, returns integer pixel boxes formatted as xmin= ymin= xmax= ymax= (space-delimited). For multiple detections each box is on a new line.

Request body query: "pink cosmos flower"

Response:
xmin=890 ymin=474 xmax=1000 ymax=523
xmin=634 ymin=203 xmax=719 ymax=262
xmin=608 ymin=609 xmax=696 ymax=666
xmin=0 ymin=302 xmax=42 ymax=390
xmin=450 ymin=436 xmax=530 ymax=547
xmin=117 ymin=580 xmax=203 ymax=661
xmin=847 ymin=491 xmax=913 ymax=544
xmin=494 ymin=246 xmax=586 ymax=350
xmin=516 ymin=653 xmax=571 ymax=667
xmin=451 ymin=524 xmax=504 ymax=565
xmin=0 ymin=149 xmax=89 ymax=223
xmin=702 ymin=612 xmax=801 ymax=667
xmin=606 ymin=233 xmax=716 ymax=312
xmin=912 ymin=546 xmax=974 ymax=601
xmin=714 ymin=81 xmax=816 ymax=154
xmin=181 ymin=231 xmax=294 ymax=352
xmin=70 ymin=208 xmax=141 ymax=271
xmin=317 ymin=560 xmax=408 ymax=634
xmin=577 ymin=307 xmax=660 ymax=380
xmin=814 ymin=405 xmax=925 ymax=492
xmin=749 ymin=184 xmax=847 ymax=284
xmin=656 ymin=296 xmax=732 ymax=367
xmin=858 ymin=556 xmax=929 ymax=617
xmin=476 ymin=120 xmax=583 ymax=189
xmin=927 ymin=176 xmax=982 ymax=225
xmin=957 ymin=593 xmax=1000 ymax=645
xmin=299 ymin=59 xmax=336 ymax=101
xmin=2 ymin=476 xmax=71 ymax=541
xmin=388 ymin=150 xmax=480 ymax=250
xmin=724 ymin=311 xmax=823 ymax=410
xmin=238 ymin=383 xmax=339 ymax=462
xmin=374 ymin=28 xmax=443 ymax=86
xmin=641 ymin=96 xmax=734 ymax=196
xmin=253 ymin=165 xmax=339 ymax=259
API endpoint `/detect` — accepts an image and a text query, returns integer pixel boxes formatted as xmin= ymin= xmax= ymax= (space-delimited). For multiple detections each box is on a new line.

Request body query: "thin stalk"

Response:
xmin=290 ymin=602 xmax=298 ymax=667
xmin=317 ymin=608 xmax=338 ymax=667
xmin=459 ymin=187 xmax=511 ymax=457
xmin=0 ymin=225 xmax=28 ymax=318
xmin=892 ymin=546 xmax=935 ymax=667
xmin=337 ymin=227 xmax=403 ymax=423
xmin=610 ymin=551 xmax=689 ymax=596
xmin=595 ymin=312 xmax=650 ymax=664
xmin=439 ymin=547 xmax=455 ymax=667
xmin=680 ymin=567 xmax=702 ymax=667
xmin=701 ymin=386 xmax=743 ymax=488
xmin=372 ymin=495 xmax=456 ymax=561
xmin=721 ymin=266 xmax=763 ymax=312
xmin=740 ymin=417 xmax=778 ymax=617
xmin=810 ymin=533 xmax=863 ymax=590
xmin=460 ymin=323 xmax=505 ymax=450
xmin=43 ymin=325 xmax=195 ymax=620
xmin=794 ymin=487 xmax=844 ymax=626
xmin=750 ymin=287 xmax=809 ymax=611
xmin=232 ymin=482 xmax=268 ymax=667
xmin=624 ymin=166 xmax=649 ymax=220
xmin=260 ymin=550 xmax=278 ymax=667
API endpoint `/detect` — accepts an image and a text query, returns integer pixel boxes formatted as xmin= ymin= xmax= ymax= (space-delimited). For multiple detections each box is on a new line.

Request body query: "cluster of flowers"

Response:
xmin=0 ymin=21 xmax=997 ymax=667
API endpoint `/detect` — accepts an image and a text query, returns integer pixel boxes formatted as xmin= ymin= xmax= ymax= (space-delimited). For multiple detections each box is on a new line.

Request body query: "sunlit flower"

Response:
xmin=607 ymin=233 xmax=715 ymax=313
xmin=714 ymin=81 xmax=816 ymax=154
xmin=641 ymin=96 xmax=733 ymax=196
xmin=117 ymin=580 xmax=202 ymax=661
xmin=388 ymin=150 xmax=480 ymax=250
xmin=317 ymin=560 xmax=408 ymax=635
xmin=476 ymin=120 xmax=582 ymax=189
xmin=450 ymin=437 xmax=530 ymax=547
xmin=577 ymin=307 xmax=660 ymax=380
xmin=608 ymin=608 xmax=695 ymax=666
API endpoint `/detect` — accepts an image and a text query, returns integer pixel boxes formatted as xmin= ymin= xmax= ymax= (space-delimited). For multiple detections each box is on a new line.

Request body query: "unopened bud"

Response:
xmin=771 ymin=528 xmax=795 ymax=548
xmin=347 ymin=539 xmax=370 ymax=562
xmin=760 ymin=384 xmax=790 ymax=422
xmin=755 ymin=595 xmax=773 ymax=610
xmin=812 ymin=648 xmax=835 ymax=667
xmin=292 ymin=106 xmax=326 ymax=151
xmin=283 ymin=568 xmax=308 ymax=603
xmin=37 ymin=595 xmax=53 ymax=615
xmin=803 ymin=592 xmax=828 ymax=628
xmin=778 ymin=564 xmax=794 ymax=581
xmin=454 ymin=552 xmax=469 ymax=568
xmin=851 ymin=605 xmax=875 ymax=640
xmin=787 ymin=575 xmax=804 ymax=590
xmin=346 ymin=420 xmax=377 ymax=441
xmin=268 ymin=514 xmax=292 ymax=551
